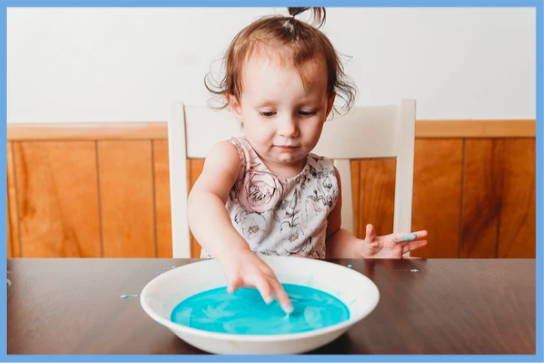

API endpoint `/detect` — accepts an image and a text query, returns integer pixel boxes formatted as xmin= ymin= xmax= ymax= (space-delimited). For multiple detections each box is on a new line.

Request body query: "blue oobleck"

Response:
xmin=170 ymin=283 xmax=350 ymax=335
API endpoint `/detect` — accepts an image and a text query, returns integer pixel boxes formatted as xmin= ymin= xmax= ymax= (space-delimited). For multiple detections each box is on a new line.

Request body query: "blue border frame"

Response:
xmin=0 ymin=0 xmax=540 ymax=6
xmin=1 ymin=356 xmax=542 ymax=362
xmin=1 ymin=1 xmax=542 ymax=362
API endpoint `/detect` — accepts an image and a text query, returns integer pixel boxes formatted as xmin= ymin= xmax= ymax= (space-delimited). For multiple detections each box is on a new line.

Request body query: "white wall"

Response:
xmin=7 ymin=7 xmax=535 ymax=123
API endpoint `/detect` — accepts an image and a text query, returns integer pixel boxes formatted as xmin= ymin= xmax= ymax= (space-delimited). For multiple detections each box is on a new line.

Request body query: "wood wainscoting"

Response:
xmin=6 ymin=120 xmax=536 ymax=258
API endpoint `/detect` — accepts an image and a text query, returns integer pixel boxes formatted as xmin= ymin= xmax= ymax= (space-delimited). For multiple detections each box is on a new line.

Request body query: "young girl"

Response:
xmin=188 ymin=8 xmax=428 ymax=314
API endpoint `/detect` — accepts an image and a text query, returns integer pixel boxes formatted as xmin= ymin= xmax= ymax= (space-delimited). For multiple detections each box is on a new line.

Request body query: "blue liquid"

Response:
xmin=170 ymin=284 xmax=350 ymax=335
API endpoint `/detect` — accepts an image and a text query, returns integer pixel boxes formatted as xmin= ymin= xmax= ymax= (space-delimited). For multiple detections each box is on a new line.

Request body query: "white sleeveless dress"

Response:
xmin=203 ymin=137 xmax=339 ymax=258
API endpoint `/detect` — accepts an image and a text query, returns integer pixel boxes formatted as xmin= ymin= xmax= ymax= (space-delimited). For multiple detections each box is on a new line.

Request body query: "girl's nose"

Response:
xmin=278 ymin=116 xmax=299 ymax=138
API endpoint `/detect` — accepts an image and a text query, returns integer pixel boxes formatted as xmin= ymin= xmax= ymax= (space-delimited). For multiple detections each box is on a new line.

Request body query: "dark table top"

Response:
xmin=7 ymin=258 xmax=535 ymax=355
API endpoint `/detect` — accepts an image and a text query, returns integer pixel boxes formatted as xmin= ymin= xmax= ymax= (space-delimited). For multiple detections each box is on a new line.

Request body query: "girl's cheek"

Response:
xmin=247 ymin=127 xmax=268 ymax=143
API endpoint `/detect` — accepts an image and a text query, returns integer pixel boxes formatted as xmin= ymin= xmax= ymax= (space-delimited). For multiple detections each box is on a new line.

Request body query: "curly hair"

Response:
xmin=204 ymin=7 xmax=356 ymax=116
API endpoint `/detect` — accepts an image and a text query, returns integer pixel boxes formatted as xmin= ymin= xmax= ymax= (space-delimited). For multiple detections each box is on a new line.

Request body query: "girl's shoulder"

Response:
xmin=207 ymin=139 xmax=239 ymax=160
xmin=225 ymin=136 xmax=259 ymax=170
xmin=204 ymin=140 xmax=242 ymax=178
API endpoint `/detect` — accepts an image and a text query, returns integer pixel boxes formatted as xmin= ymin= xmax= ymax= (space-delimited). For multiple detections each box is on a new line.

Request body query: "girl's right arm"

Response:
xmin=187 ymin=141 xmax=293 ymax=313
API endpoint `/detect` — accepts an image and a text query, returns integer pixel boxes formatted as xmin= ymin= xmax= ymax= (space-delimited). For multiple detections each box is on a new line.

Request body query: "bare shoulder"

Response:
xmin=204 ymin=140 xmax=240 ymax=175
xmin=193 ymin=140 xmax=241 ymax=199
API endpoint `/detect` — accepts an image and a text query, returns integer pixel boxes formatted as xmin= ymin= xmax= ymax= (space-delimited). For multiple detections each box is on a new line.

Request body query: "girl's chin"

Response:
xmin=276 ymin=157 xmax=306 ymax=169
xmin=275 ymin=154 xmax=300 ymax=162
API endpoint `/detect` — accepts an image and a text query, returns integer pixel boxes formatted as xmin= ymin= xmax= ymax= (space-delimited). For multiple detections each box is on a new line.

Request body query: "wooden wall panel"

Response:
xmin=13 ymin=141 xmax=101 ymax=257
xmin=411 ymin=139 xmax=463 ymax=257
xmin=461 ymin=140 xmax=501 ymax=257
xmin=153 ymin=140 xmax=173 ymax=258
xmin=8 ymin=122 xmax=167 ymax=140
xmin=98 ymin=141 xmax=155 ymax=257
xmin=416 ymin=120 xmax=535 ymax=138
xmin=8 ymin=120 xmax=535 ymax=141
xmin=6 ymin=211 xmax=11 ymax=258
xmin=7 ymin=142 xmax=19 ymax=258
xmin=6 ymin=221 xmax=12 ymax=258
xmin=358 ymin=159 xmax=396 ymax=237
xmin=5 ymin=121 xmax=536 ymax=259
xmin=497 ymin=139 xmax=535 ymax=258
xmin=188 ymin=159 xmax=205 ymax=258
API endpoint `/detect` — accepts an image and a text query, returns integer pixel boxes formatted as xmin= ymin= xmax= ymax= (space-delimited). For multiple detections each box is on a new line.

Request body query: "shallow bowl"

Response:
xmin=140 ymin=256 xmax=379 ymax=354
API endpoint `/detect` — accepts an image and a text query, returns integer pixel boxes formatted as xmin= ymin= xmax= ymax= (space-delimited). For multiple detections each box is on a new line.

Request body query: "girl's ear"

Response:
xmin=227 ymin=94 xmax=243 ymax=122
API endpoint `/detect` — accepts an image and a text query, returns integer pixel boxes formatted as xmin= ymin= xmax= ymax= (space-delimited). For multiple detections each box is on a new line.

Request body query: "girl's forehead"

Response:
xmin=246 ymin=42 xmax=326 ymax=70
xmin=241 ymin=51 xmax=328 ymax=93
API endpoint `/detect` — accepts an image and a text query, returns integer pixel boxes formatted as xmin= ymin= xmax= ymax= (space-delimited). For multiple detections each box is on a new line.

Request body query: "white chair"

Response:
xmin=168 ymin=100 xmax=416 ymax=257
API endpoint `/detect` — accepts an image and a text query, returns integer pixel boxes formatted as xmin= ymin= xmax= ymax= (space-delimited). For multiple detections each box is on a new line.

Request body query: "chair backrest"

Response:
xmin=168 ymin=100 xmax=416 ymax=257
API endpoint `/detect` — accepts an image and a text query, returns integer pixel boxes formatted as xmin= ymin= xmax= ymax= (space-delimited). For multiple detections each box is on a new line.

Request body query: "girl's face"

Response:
xmin=228 ymin=53 xmax=334 ymax=177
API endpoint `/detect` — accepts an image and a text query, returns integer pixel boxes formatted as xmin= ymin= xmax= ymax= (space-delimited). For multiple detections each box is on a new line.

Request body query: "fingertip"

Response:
xmin=270 ymin=278 xmax=289 ymax=299
xmin=227 ymin=276 xmax=243 ymax=294
xmin=282 ymin=303 xmax=294 ymax=315
xmin=416 ymin=230 xmax=429 ymax=238
xmin=365 ymin=224 xmax=375 ymax=240
xmin=227 ymin=283 xmax=237 ymax=294
xmin=280 ymin=293 xmax=292 ymax=307
xmin=279 ymin=295 xmax=292 ymax=312
xmin=277 ymin=290 xmax=293 ymax=314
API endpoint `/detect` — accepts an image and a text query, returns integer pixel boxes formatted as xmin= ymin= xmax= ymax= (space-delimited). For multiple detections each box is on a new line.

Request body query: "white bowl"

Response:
xmin=140 ymin=256 xmax=379 ymax=354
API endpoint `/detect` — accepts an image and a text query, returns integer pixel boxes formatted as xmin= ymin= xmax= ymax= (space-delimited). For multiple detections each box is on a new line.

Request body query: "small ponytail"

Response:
xmin=287 ymin=7 xmax=326 ymax=28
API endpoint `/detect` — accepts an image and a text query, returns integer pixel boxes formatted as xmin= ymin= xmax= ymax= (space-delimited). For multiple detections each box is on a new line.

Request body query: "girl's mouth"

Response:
xmin=274 ymin=145 xmax=299 ymax=151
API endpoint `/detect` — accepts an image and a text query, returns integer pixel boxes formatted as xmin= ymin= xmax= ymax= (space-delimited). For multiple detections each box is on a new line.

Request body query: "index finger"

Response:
xmin=253 ymin=275 xmax=274 ymax=304
xmin=269 ymin=278 xmax=293 ymax=314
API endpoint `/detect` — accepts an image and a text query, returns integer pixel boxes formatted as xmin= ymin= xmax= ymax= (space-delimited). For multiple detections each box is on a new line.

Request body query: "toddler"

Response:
xmin=188 ymin=8 xmax=428 ymax=313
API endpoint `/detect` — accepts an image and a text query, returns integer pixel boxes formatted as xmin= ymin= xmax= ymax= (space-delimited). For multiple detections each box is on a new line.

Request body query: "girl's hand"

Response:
xmin=220 ymin=249 xmax=293 ymax=314
xmin=358 ymin=224 xmax=428 ymax=258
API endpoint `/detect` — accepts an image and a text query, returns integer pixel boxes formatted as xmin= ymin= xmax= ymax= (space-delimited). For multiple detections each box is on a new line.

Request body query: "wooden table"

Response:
xmin=7 ymin=258 xmax=535 ymax=355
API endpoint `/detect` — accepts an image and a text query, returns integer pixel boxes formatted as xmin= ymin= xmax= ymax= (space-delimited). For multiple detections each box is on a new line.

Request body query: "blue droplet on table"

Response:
xmin=120 ymin=294 xmax=139 ymax=299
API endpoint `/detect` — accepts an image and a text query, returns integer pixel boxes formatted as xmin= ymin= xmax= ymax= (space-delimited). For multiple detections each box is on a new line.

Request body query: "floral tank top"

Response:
xmin=212 ymin=137 xmax=339 ymax=258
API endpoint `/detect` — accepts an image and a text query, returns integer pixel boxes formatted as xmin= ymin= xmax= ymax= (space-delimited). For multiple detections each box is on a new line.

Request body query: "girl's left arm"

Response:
xmin=325 ymin=167 xmax=429 ymax=258
xmin=325 ymin=168 xmax=365 ymax=258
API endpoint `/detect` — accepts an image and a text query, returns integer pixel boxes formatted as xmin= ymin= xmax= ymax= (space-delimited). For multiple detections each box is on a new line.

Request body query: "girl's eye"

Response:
xmin=259 ymin=111 xmax=276 ymax=117
xmin=299 ymin=110 xmax=317 ymax=116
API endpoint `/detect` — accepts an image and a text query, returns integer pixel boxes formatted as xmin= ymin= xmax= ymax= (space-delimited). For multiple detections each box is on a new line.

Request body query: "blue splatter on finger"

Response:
xmin=397 ymin=233 xmax=417 ymax=242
